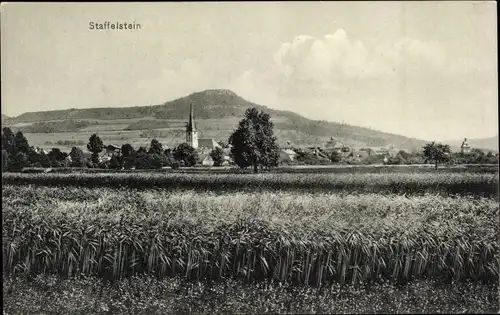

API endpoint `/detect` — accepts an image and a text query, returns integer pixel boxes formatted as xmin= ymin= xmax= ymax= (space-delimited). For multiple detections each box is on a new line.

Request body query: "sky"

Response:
xmin=1 ymin=2 xmax=497 ymax=141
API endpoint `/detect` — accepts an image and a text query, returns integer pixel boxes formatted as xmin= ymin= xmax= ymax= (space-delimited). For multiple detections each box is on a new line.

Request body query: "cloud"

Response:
xmin=274 ymin=28 xmax=449 ymax=85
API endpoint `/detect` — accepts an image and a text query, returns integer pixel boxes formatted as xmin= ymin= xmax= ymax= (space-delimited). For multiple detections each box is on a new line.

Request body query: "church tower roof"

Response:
xmin=186 ymin=104 xmax=196 ymax=132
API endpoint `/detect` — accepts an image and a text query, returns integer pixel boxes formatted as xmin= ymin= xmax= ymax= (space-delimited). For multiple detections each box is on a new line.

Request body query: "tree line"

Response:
xmin=1 ymin=107 xmax=498 ymax=172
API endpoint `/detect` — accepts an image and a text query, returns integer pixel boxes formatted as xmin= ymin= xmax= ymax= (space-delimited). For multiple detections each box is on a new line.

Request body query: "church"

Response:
xmin=185 ymin=104 xmax=222 ymax=151
xmin=185 ymin=104 xmax=230 ymax=165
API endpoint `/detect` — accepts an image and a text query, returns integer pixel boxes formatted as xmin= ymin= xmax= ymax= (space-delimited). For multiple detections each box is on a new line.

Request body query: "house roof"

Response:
xmin=106 ymin=144 xmax=120 ymax=150
xmin=281 ymin=149 xmax=297 ymax=155
xmin=324 ymin=140 xmax=345 ymax=149
xmin=198 ymin=138 xmax=221 ymax=150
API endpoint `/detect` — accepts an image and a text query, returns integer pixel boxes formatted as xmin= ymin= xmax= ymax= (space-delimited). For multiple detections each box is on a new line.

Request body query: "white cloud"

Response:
xmin=274 ymin=29 xmax=449 ymax=84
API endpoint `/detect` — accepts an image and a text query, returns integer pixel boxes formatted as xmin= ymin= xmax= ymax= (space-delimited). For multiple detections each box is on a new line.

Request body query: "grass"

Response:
xmin=3 ymin=171 xmax=498 ymax=196
xmin=3 ymin=186 xmax=498 ymax=285
xmin=3 ymin=275 xmax=499 ymax=314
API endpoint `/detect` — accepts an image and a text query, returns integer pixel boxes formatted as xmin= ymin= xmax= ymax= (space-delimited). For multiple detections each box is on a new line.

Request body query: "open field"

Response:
xmin=3 ymin=169 xmax=498 ymax=313
xmin=3 ymin=171 xmax=498 ymax=196
xmin=3 ymin=184 xmax=498 ymax=284
xmin=20 ymin=163 xmax=500 ymax=174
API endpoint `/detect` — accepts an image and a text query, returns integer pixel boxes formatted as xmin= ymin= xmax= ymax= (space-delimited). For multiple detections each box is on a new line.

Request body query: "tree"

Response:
xmin=164 ymin=148 xmax=175 ymax=166
xmin=173 ymin=143 xmax=198 ymax=167
xmin=148 ymin=153 xmax=164 ymax=169
xmin=1 ymin=149 xmax=7 ymax=172
xmin=148 ymin=139 xmax=163 ymax=155
xmin=121 ymin=144 xmax=136 ymax=169
xmin=48 ymin=148 xmax=69 ymax=167
xmin=1 ymin=127 xmax=16 ymax=154
xmin=209 ymin=147 xmax=225 ymax=166
xmin=218 ymin=141 xmax=229 ymax=149
xmin=7 ymin=152 xmax=29 ymax=172
xmin=87 ymin=134 xmax=104 ymax=164
xmin=109 ymin=153 xmax=123 ymax=170
xmin=228 ymin=108 xmax=280 ymax=173
xmin=330 ymin=151 xmax=341 ymax=163
xmin=14 ymin=131 xmax=30 ymax=154
xmin=69 ymin=147 xmax=85 ymax=167
xmin=423 ymin=142 xmax=451 ymax=170
xmin=134 ymin=146 xmax=150 ymax=169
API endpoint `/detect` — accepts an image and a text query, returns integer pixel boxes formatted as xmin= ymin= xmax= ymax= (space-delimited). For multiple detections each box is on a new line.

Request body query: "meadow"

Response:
xmin=2 ymin=169 xmax=499 ymax=313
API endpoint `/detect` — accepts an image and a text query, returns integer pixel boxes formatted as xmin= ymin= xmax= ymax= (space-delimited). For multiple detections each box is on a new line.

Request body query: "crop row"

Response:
xmin=3 ymin=186 xmax=498 ymax=285
xmin=2 ymin=171 xmax=498 ymax=196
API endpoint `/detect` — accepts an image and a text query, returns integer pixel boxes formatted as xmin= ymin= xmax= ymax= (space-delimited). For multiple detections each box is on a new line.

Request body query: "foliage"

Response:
xmin=121 ymin=144 xmax=136 ymax=170
xmin=330 ymin=150 xmax=341 ymax=163
xmin=294 ymin=149 xmax=331 ymax=165
xmin=87 ymin=134 xmax=104 ymax=164
xmin=12 ymin=120 xmax=93 ymax=133
xmin=164 ymin=148 xmax=175 ymax=166
xmin=3 ymin=275 xmax=498 ymax=315
xmin=229 ymin=108 xmax=280 ymax=173
xmin=109 ymin=154 xmax=123 ymax=170
xmin=173 ymin=143 xmax=198 ymax=167
xmin=209 ymin=147 xmax=225 ymax=166
xmin=452 ymin=149 xmax=499 ymax=165
xmin=148 ymin=139 xmax=163 ymax=155
xmin=47 ymin=148 xmax=69 ymax=168
xmin=69 ymin=147 xmax=86 ymax=167
xmin=423 ymin=142 xmax=452 ymax=170
xmin=2 ymin=127 xmax=16 ymax=154
xmin=14 ymin=131 xmax=31 ymax=154
xmin=1 ymin=149 xmax=7 ymax=171
xmin=55 ymin=140 xmax=86 ymax=147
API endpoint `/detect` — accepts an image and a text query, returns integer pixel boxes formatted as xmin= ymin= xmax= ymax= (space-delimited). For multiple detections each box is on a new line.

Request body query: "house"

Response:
xmin=352 ymin=149 xmax=370 ymax=160
xmin=279 ymin=149 xmax=297 ymax=162
xmin=105 ymin=144 xmax=120 ymax=155
xmin=33 ymin=147 xmax=48 ymax=155
xmin=461 ymin=138 xmax=471 ymax=154
xmin=198 ymin=138 xmax=222 ymax=153
xmin=202 ymin=155 xmax=214 ymax=166
xmin=323 ymin=137 xmax=352 ymax=157
xmin=360 ymin=146 xmax=391 ymax=156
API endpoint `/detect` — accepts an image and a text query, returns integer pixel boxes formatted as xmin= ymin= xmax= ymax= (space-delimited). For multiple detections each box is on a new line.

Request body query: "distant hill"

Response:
xmin=1 ymin=114 xmax=12 ymax=125
xmin=3 ymin=89 xmax=435 ymax=151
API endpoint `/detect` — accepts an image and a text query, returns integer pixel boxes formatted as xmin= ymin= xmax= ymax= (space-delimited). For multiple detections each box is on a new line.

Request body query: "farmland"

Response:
xmin=2 ymin=168 xmax=499 ymax=314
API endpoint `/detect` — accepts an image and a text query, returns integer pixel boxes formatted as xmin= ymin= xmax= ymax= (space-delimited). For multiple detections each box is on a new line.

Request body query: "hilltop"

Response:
xmin=3 ymin=89 xmax=437 ymax=151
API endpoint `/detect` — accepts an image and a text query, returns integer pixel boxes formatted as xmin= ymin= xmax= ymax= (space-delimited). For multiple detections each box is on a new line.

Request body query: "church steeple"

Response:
xmin=186 ymin=104 xmax=199 ymax=148
xmin=187 ymin=103 xmax=196 ymax=132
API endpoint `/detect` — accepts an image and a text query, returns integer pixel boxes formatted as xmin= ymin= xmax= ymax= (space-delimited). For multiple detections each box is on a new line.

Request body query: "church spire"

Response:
xmin=187 ymin=103 xmax=196 ymax=131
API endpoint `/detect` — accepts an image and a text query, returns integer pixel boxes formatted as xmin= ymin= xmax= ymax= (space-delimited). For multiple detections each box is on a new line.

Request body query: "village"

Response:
xmin=24 ymin=104 xmax=481 ymax=170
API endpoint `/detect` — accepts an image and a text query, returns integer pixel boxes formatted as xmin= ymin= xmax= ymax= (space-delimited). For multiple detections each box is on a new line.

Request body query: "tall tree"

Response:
xmin=87 ymin=134 xmax=104 ymax=164
xmin=48 ymin=148 xmax=69 ymax=167
xmin=148 ymin=139 xmax=163 ymax=155
xmin=164 ymin=148 xmax=174 ymax=166
xmin=173 ymin=143 xmax=198 ymax=167
xmin=69 ymin=147 xmax=85 ymax=167
xmin=210 ymin=147 xmax=225 ymax=166
xmin=228 ymin=108 xmax=280 ymax=173
xmin=423 ymin=142 xmax=451 ymax=170
xmin=14 ymin=131 xmax=30 ymax=154
xmin=121 ymin=143 xmax=136 ymax=170
xmin=2 ymin=127 xmax=16 ymax=154
xmin=109 ymin=153 xmax=124 ymax=170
